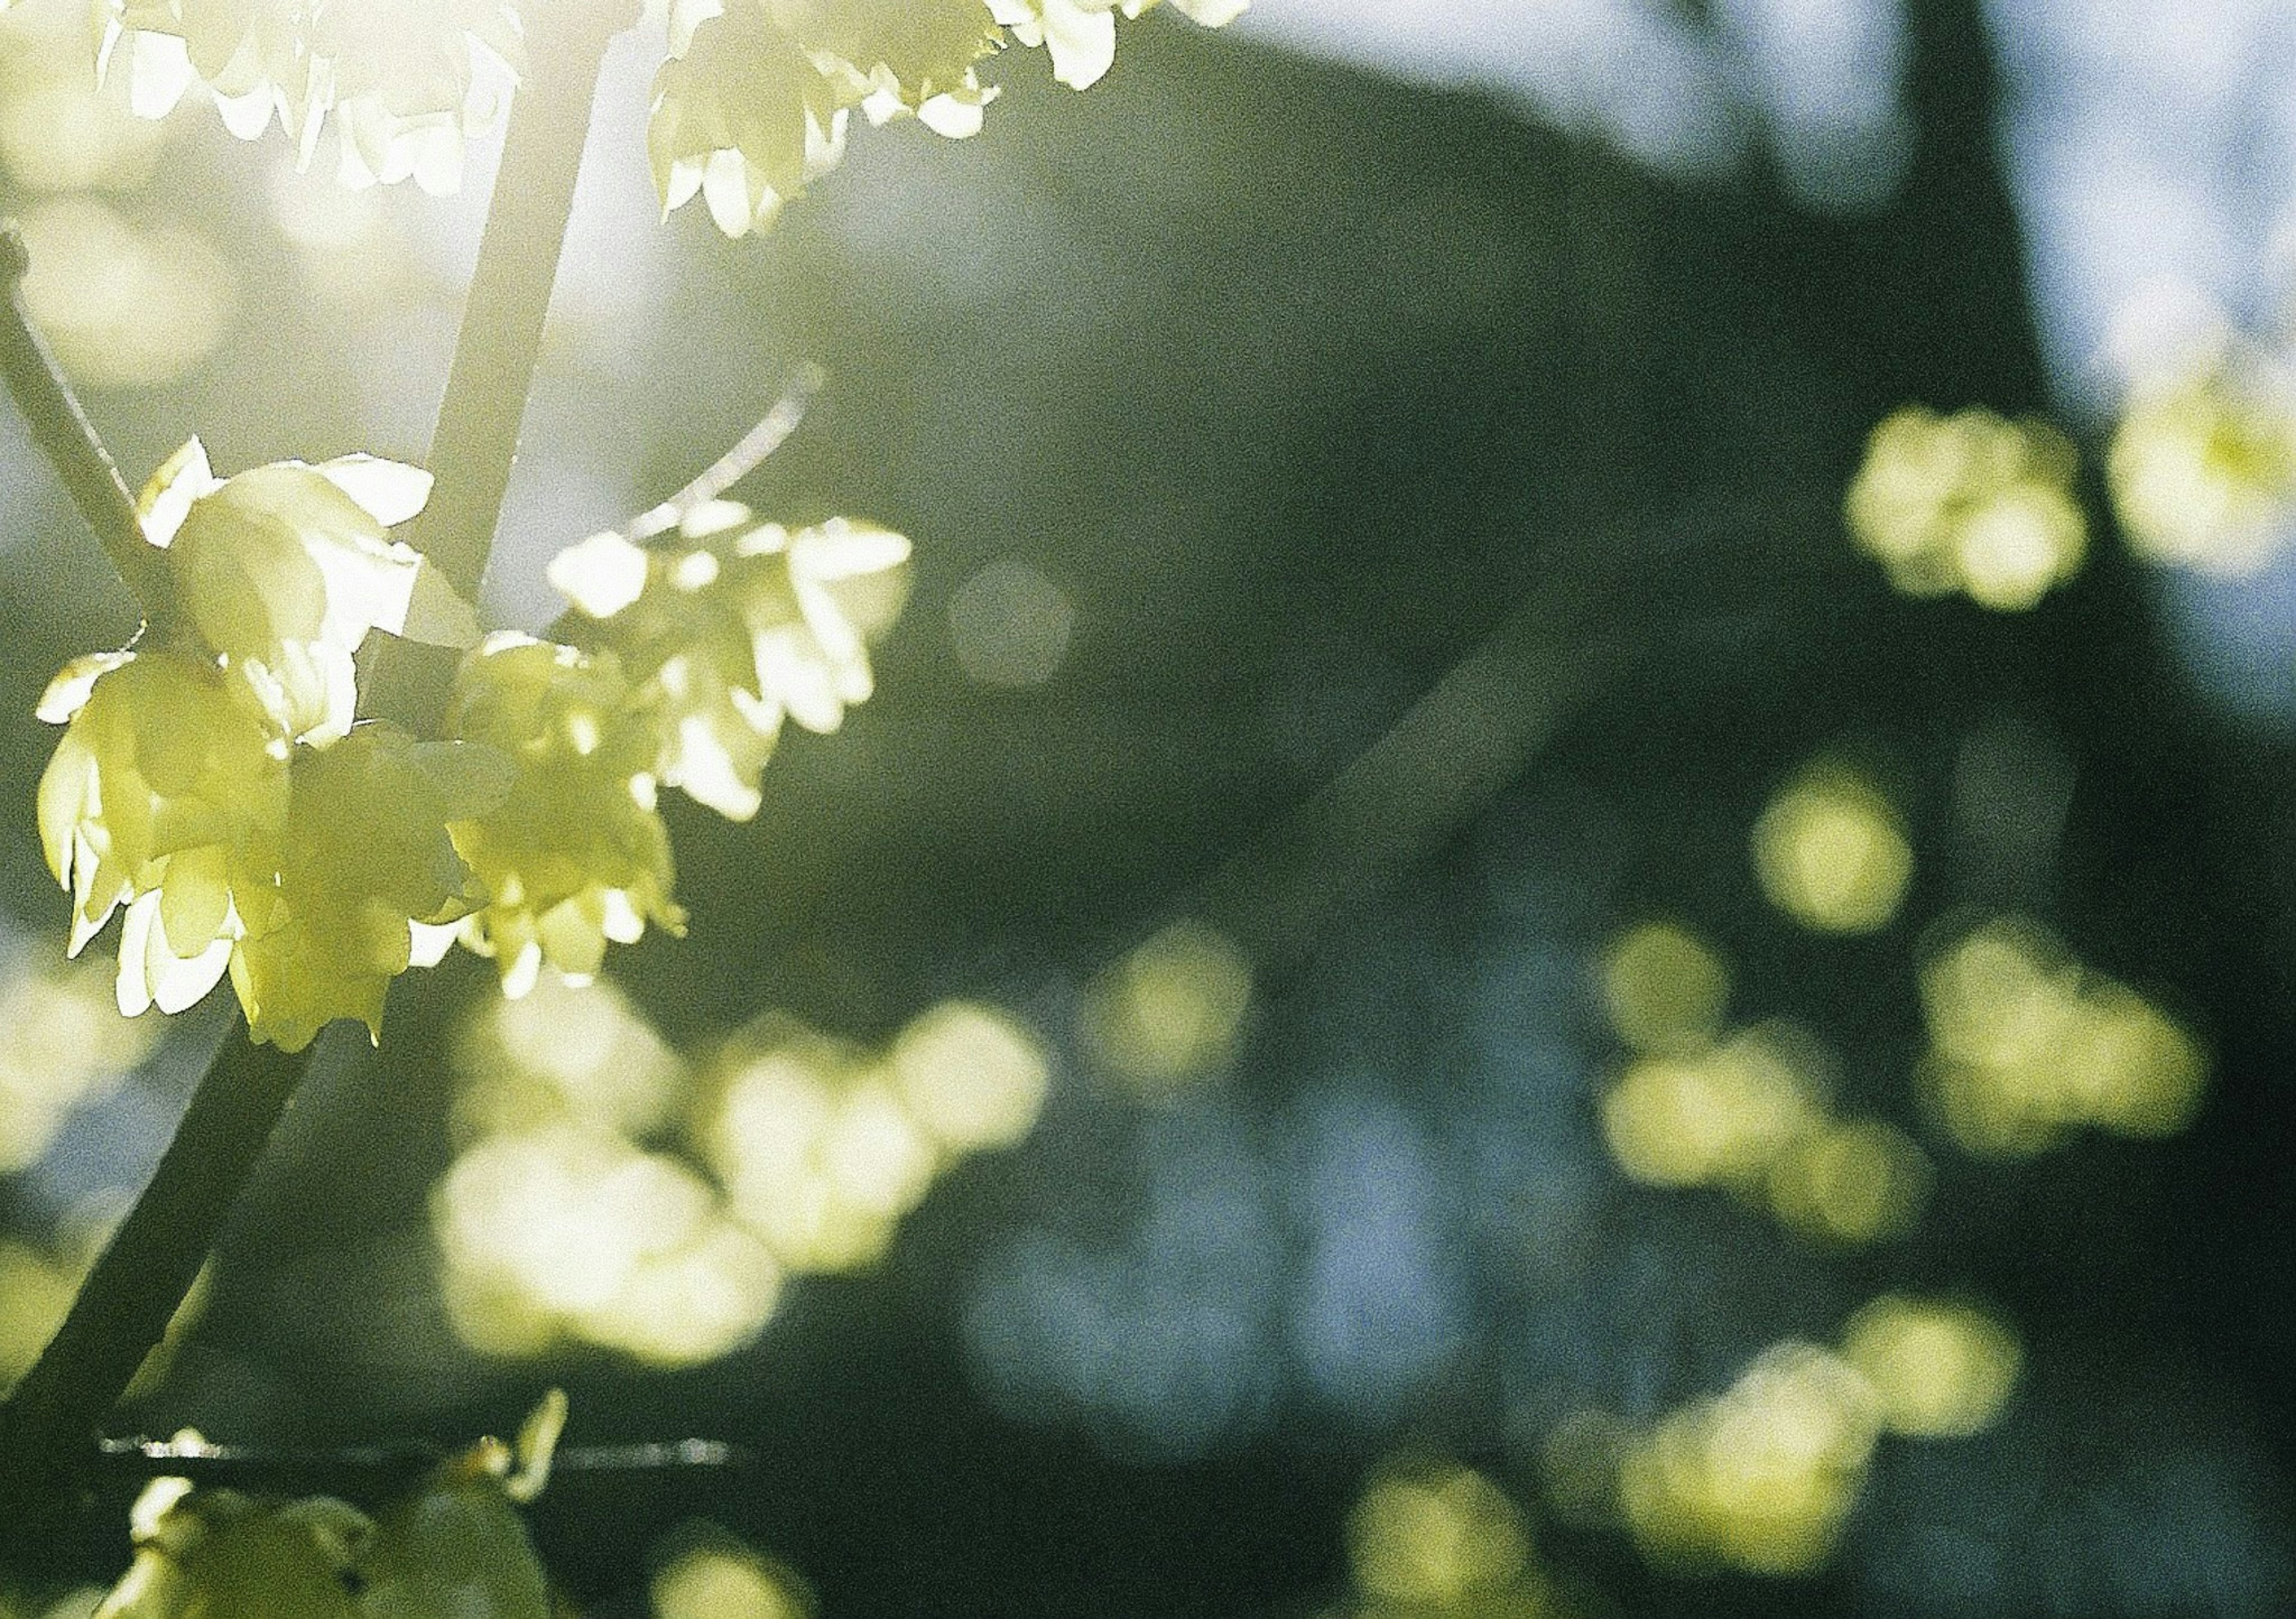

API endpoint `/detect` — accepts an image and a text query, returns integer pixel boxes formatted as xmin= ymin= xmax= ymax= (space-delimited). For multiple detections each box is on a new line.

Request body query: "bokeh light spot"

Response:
xmin=1841 ymin=1294 xmax=2020 ymax=1438
xmin=1600 ymin=920 xmax=1729 ymax=1055
xmin=1751 ymin=765 xmax=1912 ymax=935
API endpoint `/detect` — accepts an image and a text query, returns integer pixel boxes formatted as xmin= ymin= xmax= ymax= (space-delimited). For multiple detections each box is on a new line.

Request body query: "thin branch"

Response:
xmin=627 ymin=365 xmax=826 ymax=542
xmin=89 ymin=1435 xmax=749 ymax=1492
xmin=0 ymin=221 xmax=174 ymax=622
xmin=0 ymin=1028 xmax=313 ymax=1528
xmin=362 ymin=0 xmax=636 ymax=731
xmin=404 ymin=0 xmax=640 ymax=603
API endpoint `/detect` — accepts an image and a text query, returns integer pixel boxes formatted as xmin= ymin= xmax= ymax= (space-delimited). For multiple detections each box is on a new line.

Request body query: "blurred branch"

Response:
xmin=627 ymin=365 xmax=826 ymax=543
xmin=0 ymin=221 xmax=175 ymax=624
xmin=1190 ymin=528 xmax=1636 ymax=966
xmin=0 ymin=1028 xmax=313 ymax=1534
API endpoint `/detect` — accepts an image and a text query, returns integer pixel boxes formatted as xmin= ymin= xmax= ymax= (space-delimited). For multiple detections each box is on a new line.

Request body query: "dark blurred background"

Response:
xmin=4 ymin=0 xmax=2295 ymax=1614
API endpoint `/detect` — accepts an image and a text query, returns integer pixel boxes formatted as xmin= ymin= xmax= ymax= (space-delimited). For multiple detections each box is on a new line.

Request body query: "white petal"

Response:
xmin=315 ymin=456 xmax=433 ymax=528
xmin=548 ymin=531 xmax=652 ymax=619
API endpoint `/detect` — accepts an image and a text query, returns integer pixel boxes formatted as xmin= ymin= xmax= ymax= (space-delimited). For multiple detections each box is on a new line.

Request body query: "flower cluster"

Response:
xmin=99 ymin=0 xmax=526 ymax=193
xmin=79 ymin=0 xmax=1243 ymax=227
xmin=36 ymin=448 xmax=909 ymax=1050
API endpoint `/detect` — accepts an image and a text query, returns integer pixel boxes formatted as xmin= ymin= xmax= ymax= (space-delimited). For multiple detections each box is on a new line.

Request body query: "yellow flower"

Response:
xmin=229 ymin=723 xmax=511 ymax=1052
xmin=651 ymin=0 xmax=1244 ymax=236
xmin=36 ymin=649 xmax=290 ymax=1018
xmin=138 ymin=438 xmax=477 ymax=744
xmin=988 ymin=0 xmax=1246 ymax=90
xmin=650 ymin=5 xmax=854 ymax=238
xmin=546 ymin=502 xmax=909 ymax=820
xmin=445 ymin=636 xmax=685 ymax=995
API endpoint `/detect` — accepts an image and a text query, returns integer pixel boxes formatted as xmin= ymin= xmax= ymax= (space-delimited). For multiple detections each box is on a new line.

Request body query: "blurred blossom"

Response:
xmin=453 ymin=973 xmax=686 ymax=1141
xmin=433 ymin=1120 xmax=783 ymax=1364
xmin=1763 ymin=1118 xmax=1928 ymax=1245
xmin=1918 ymin=916 xmax=2208 ymax=1157
xmin=0 ymin=0 xmax=167 ymax=193
xmin=437 ymin=985 xmax=1047 ymax=1364
xmin=1840 ymin=1294 xmax=2020 ymax=1438
xmin=1601 ymin=1023 xmax=1828 ymax=1191
xmin=1598 ymin=920 xmax=1729 ymax=1056
xmin=1342 ymin=1458 xmax=1549 ymax=1617
xmin=1079 ymin=919 xmax=1253 ymax=1093
xmin=1751 ymin=763 xmax=1912 ymax=934
xmin=1619 ymin=1340 xmax=1880 ymax=1574
xmin=2108 ymin=347 xmax=2296 ymax=576
xmin=10 ymin=198 xmax=237 ymax=390
xmin=0 ymin=956 xmax=156 ymax=1175
xmin=1845 ymin=406 xmax=2086 ymax=610
xmin=699 ymin=1003 xmax=1049 ymax=1271
xmin=888 ymin=999 xmax=1051 ymax=1153
xmin=947 ymin=557 xmax=1076 ymax=688
xmin=651 ymin=1530 xmax=812 ymax=1619
xmin=702 ymin=1019 xmax=937 ymax=1273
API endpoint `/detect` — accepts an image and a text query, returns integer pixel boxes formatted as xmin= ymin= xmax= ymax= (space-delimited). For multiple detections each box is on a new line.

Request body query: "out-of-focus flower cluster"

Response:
xmin=1598 ymin=921 xmax=1932 ymax=1248
xmin=1918 ymin=915 xmax=2207 ymax=1159
xmin=1329 ymin=1458 xmax=1555 ymax=1619
xmin=2107 ymin=349 xmax=2296 ymax=576
xmin=62 ymin=0 xmax=1244 ymax=225
xmin=1845 ymin=405 xmax=2086 ymax=610
xmin=1529 ymin=1296 xmax=2019 ymax=1578
xmin=36 ymin=445 xmax=909 ymax=1050
xmin=433 ymin=977 xmax=1050 ymax=1366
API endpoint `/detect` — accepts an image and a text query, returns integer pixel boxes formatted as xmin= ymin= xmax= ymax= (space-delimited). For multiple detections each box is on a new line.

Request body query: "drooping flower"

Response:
xmin=37 ymin=649 xmax=291 ymax=1018
xmin=228 ymin=723 xmax=511 ymax=1052
xmin=444 ymin=636 xmax=685 ymax=995
xmin=139 ymin=438 xmax=478 ymax=744
xmin=546 ymin=502 xmax=909 ymax=820
xmin=987 ymin=0 xmax=1247 ymax=91
xmin=649 ymin=0 xmax=1245 ymax=236
xmin=99 ymin=0 xmax=524 ymax=193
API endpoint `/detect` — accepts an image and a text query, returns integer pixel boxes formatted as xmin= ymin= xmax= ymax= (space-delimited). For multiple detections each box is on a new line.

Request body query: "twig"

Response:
xmin=0 ymin=222 xmax=173 ymax=622
xmin=0 ymin=1030 xmax=313 ymax=1528
xmin=627 ymin=365 xmax=825 ymax=542
xmin=89 ymin=1435 xmax=749 ymax=1492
